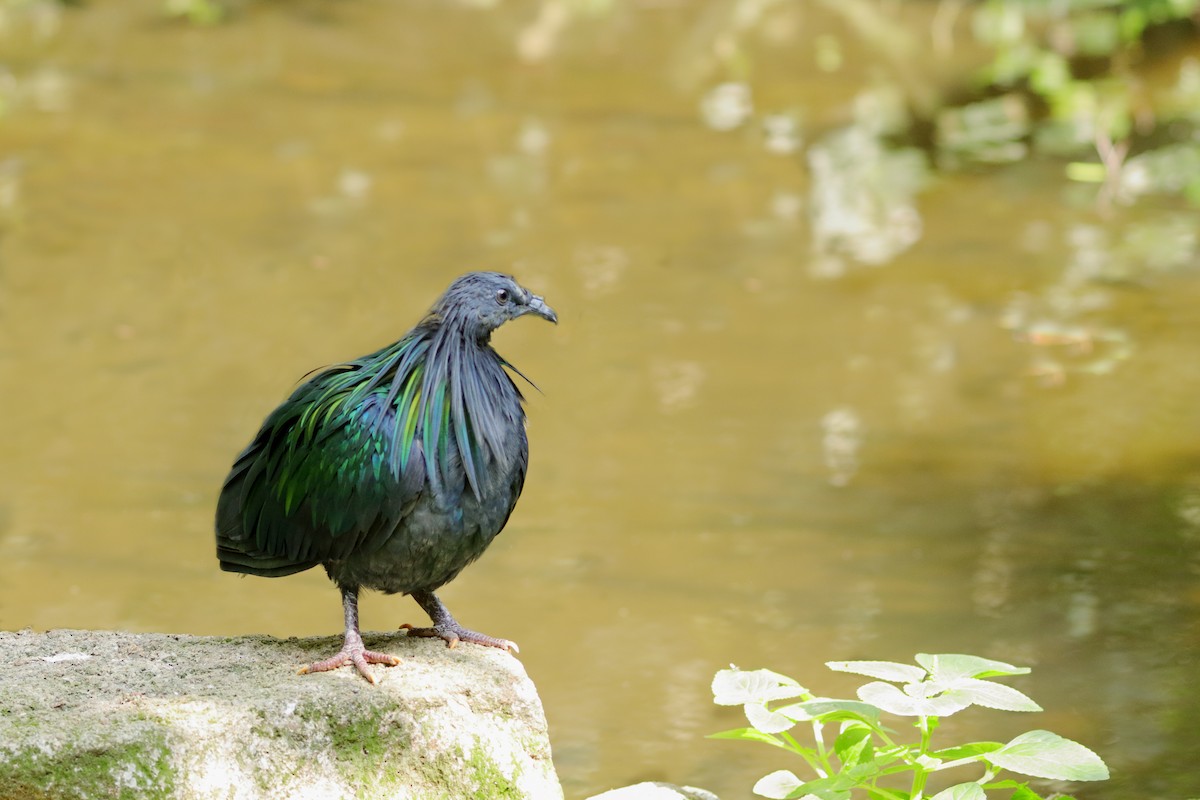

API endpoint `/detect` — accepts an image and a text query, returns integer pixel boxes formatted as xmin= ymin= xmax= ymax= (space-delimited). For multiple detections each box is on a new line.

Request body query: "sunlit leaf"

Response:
xmin=826 ymin=660 xmax=927 ymax=683
xmin=914 ymin=654 xmax=1030 ymax=680
xmin=774 ymin=699 xmax=882 ymax=724
xmin=713 ymin=668 xmax=807 ymax=706
xmin=915 ymin=753 xmax=943 ymax=770
xmin=746 ymin=701 xmax=797 ymax=734
xmin=857 ymin=681 xmax=971 ymax=717
xmin=929 ymin=782 xmax=986 ymax=800
xmin=752 ymin=769 xmax=802 ymax=799
xmin=856 ymin=681 xmax=919 ymax=715
xmin=988 ymin=730 xmax=1110 ymax=781
xmin=950 ymin=678 xmax=1041 ymax=712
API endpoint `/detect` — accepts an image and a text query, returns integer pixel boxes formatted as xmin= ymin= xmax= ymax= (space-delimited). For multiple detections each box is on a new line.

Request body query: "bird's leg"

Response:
xmin=298 ymin=587 xmax=401 ymax=684
xmin=401 ymin=590 xmax=519 ymax=654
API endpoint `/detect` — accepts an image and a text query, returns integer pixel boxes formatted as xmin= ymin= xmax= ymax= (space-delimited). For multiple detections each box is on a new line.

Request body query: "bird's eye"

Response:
xmin=495 ymin=289 xmax=510 ymax=304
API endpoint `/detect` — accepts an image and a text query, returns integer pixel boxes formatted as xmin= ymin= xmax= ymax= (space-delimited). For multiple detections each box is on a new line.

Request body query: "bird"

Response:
xmin=215 ymin=272 xmax=557 ymax=683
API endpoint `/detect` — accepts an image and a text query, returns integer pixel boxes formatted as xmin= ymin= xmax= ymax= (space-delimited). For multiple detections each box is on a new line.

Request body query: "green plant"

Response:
xmin=710 ymin=653 xmax=1109 ymax=800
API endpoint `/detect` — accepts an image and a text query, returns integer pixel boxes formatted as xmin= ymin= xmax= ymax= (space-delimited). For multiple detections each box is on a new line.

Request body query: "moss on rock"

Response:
xmin=0 ymin=731 xmax=176 ymax=800
xmin=0 ymin=629 xmax=562 ymax=800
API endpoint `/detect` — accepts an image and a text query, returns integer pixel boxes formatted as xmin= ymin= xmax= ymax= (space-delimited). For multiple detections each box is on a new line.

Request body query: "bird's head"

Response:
xmin=433 ymin=272 xmax=557 ymax=340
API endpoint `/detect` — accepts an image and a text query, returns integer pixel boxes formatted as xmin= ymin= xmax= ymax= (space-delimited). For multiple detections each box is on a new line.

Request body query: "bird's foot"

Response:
xmin=400 ymin=621 xmax=519 ymax=654
xmin=298 ymin=645 xmax=401 ymax=684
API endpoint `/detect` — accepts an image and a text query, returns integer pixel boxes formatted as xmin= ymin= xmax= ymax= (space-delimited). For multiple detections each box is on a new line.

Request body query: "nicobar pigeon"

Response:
xmin=216 ymin=272 xmax=556 ymax=683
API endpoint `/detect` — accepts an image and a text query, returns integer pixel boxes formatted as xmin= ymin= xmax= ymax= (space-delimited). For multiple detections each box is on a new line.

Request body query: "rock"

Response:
xmin=0 ymin=628 xmax=561 ymax=800
xmin=587 ymin=782 xmax=719 ymax=800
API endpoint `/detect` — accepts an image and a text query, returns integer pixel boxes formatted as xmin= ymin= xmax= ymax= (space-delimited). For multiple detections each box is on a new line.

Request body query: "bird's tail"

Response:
xmin=215 ymin=447 xmax=320 ymax=579
xmin=216 ymin=520 xmax=320 ymax=578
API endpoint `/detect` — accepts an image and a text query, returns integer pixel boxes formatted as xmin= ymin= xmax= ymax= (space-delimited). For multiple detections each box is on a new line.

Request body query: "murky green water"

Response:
xmin=1 ymin=2 xmax=1198 ymax=798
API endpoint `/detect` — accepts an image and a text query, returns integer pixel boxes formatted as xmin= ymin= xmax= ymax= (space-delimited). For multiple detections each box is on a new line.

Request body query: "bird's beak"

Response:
xmin=526 ymin=294 xmax=558 ymax=324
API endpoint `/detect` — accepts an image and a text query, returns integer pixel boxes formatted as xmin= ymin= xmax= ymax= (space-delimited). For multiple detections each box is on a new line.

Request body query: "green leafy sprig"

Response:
xmin=711 ymin=653 xmax=1108 ymax=800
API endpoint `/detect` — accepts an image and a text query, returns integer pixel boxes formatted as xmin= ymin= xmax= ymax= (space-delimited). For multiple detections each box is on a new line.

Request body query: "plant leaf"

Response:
xmin=774 ymin=699 xmax=882 ymax=724
xmin=932 ymin=742 xmax=1003 ymax=760
xmin=915 ymin=654 xmax=1030 ymax=680
xmin=827 ymin=660 xmax=927 ymax=683
xmin=714 ymin=668 xmax=807 ymax=706
xmin=746 ymin=701 xmax=797 ymax=734
xmin=950 ymin=678 xmax=1042 ymax=712
xmin=833 ymin=726 xmax=874 ymax=767
xmin=794 ymin=775 xmax=857 ymax=797
xmin=707 ymin=727 xmax=788 ymax=748
xmin=857 ymin=681 xmax=972 ymax=717
xmin=983 ymin=782 xmax=1048 ymax=800
xmin=929 ymin=782 xmax=986 ymax=800
xmin=987 ymin=730 xmax=1110 ymax=781
xmin=915 ymin=753 xmax=943 ymax=770
xmin=840 ymin=756 xmax=890 ymax=785
xmin=753 ymin=769 xmax=803 ymax=799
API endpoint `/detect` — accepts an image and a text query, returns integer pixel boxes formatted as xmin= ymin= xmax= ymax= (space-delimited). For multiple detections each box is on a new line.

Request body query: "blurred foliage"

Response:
xmin=7 ymin=0 xmax=1198 ymax=208
xmin=957 ymin=0 xmax=1200 ymax=203
xmin=162 ymin=0 xmax=225 ymax=26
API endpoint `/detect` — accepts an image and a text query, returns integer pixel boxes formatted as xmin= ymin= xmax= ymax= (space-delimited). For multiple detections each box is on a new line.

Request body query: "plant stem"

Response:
xmin=781 ymin=731 xmax=828 ymax=778
xmin=909 ymin=716 xmax=933 ymax=800
xmin=865 ymin=721 xmax=900 ymax=749
xmin=812 ymin=720 xmax=830 ymax=771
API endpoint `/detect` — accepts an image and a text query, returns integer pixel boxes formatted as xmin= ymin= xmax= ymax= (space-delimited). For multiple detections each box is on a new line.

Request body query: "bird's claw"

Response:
xmin=400 ymin=622 xmax=519 ymax=654
xmin=298 ymin=647 xmax=401 ymax=684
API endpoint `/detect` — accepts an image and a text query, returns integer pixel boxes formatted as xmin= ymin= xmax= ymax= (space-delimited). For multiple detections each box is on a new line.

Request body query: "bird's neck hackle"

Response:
xmin=399 ymin=311 xmax=519 ymax=503
xmin=424 ymin=292 xmax=500 ymax=348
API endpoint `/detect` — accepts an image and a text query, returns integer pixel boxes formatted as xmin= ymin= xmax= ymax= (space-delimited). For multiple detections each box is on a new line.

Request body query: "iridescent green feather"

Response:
xmin=258 ymin=320 xmax=508 ymax=549
xmin=422 ymin=379 xmax=447 ymax=494
xmin=396 ymin=366 xmax=423 ymax=472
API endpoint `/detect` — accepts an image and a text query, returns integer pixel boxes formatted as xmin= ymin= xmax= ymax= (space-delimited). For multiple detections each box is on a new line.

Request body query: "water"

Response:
xmin=1 ymin=2 xmax=1198 ymax=798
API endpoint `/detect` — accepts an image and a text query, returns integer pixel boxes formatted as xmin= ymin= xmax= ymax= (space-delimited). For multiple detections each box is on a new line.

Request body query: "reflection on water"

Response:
xmin=0 ymin=3 xmax=1198 ymax=799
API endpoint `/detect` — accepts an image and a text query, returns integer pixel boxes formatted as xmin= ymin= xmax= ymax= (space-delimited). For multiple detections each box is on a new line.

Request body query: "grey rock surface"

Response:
xmin=0 ymin=628 xmax=561 ymax=800
xmin=586 ymin=782 xmax=719 ymax=800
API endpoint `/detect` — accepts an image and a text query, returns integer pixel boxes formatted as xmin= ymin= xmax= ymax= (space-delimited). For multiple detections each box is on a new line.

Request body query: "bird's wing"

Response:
xmin=216 ymin=362 xmax=428 ymax=576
